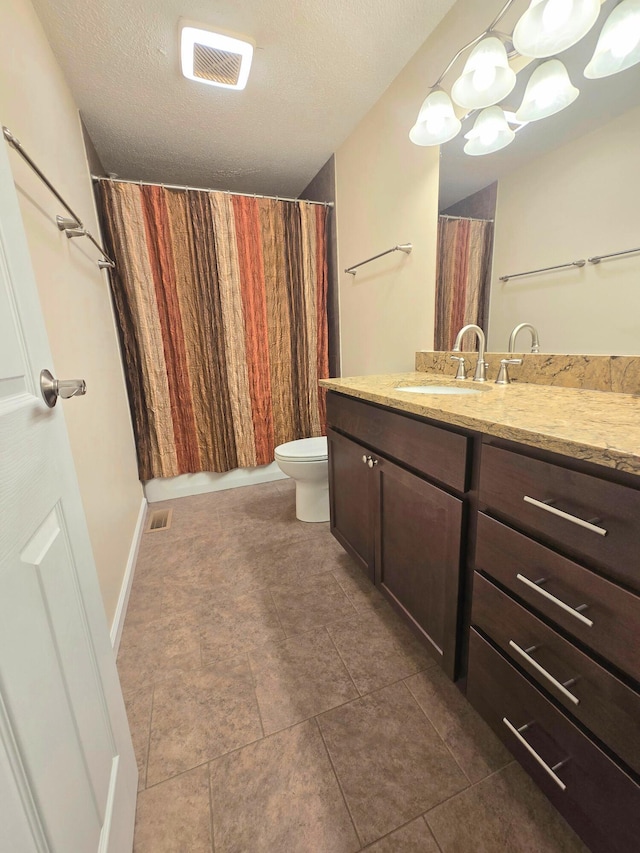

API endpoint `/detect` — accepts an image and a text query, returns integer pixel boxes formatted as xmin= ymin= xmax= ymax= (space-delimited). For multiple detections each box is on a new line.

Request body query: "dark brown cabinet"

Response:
xmin=327 ymin=392 xmax=470 ymax=679
xmin=376 ymin=456 xmax=463 ymax=674
xmin=468 ymin=437 xmax=640 ymax=853
xmin=327 ymin=427 xmax=375 ymax=581
xmin=326 ymin=388 xmax=640 ymax=851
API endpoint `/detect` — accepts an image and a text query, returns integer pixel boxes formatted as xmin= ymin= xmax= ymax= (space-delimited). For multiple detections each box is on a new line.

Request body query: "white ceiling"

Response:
xmin=32 ymin=0 xmax=457 ymax=196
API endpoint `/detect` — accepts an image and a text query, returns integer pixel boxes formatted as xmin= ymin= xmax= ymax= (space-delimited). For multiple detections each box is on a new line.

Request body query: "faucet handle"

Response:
xmin=450 ymin=355 xmax=467 ymax=380
xmin=496 ymin=358 xmax=523 ymax=385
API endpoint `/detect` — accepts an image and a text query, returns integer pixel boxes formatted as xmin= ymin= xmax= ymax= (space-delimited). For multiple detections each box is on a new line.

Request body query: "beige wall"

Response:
xmin=489 ymin=103 xmax=640 ymax=355
xmin=0 ymin=0 xmax=143 ymax=625
xmin=334 ymin=0 xmax=489 ymax=376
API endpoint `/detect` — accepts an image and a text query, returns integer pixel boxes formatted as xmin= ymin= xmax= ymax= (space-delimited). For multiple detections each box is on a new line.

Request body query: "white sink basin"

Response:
xmin=394 ymin=385 xmax=482 ymax=396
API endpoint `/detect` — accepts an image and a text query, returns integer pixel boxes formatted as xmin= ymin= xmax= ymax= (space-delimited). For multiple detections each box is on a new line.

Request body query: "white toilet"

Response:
xmin=274 ymin=436 xmax=330 ymax=522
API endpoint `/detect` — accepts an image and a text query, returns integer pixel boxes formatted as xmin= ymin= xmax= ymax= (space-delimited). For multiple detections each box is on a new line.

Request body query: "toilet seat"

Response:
xmin=274 ymin=436 xmax=328 ymax=462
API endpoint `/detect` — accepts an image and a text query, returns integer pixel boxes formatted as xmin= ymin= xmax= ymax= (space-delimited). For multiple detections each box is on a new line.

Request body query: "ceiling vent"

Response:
xmin=180 ymin=24 xmax=254 ymax=90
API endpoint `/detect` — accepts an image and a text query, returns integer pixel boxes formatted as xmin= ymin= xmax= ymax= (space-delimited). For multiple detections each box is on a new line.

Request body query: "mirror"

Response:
xmin=438 ymin=0 xmax=640 ymax=355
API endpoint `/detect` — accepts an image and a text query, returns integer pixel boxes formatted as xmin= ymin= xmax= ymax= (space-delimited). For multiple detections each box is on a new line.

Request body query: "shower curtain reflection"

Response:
xmin=434 ymin=216 xmax=494 ymax=351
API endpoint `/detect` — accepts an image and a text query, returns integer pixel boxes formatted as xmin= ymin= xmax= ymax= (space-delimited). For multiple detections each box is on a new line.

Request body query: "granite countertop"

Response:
xmin=320 ymin=372 xmax=640 ymax=475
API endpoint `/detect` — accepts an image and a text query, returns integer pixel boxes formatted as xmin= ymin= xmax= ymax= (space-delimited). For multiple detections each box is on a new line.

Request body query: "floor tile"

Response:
xmin=200 ymin=589 xmax=286 ymax=665
xmin=203 ymin=538 xmax=301 ymax=598
xmin=249 ymin=628 xmax=358 ymax=734
xmin=209 ymin=719 xmax=360 ymax=853
xmin=117 ymin=622 xmax=202 ymax=695
xmin=122 ymin=576 xmax=165 ymax=628
xmin=270 ymin=571 xmax=358 ymax=636
xmin=405 ymin=667 xmax=511 ymax=783
xmin=133 ymin=765 xmax=212 ymax=852
xmin=159 ymin=568 xmax=214 ymax=615
xmin=332 ymin=560 xmax=389 ymax=613
xmin=318 ymin=681 xmax=468 ymax=846
xmin=364 ymin=817 xmax=440 ymax=852
xmin=425 ymin=762 xmax=588 ymax=853
xmin=286 ymin=529 xmax=352 ymax=575
xmin=123 ymin=686 xmax=153 ymax=791
xmin=326 ymin=607 xmax=435 ymax=695
xmin=146 ymin=657 xmax=262 ymax=786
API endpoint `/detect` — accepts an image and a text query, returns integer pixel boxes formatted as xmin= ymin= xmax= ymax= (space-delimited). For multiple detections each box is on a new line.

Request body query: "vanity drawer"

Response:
xmin=472 ymin=572 xmax=640 ymax=775
xmin=479 ymin=443 xmax=640 ymax=589
xmin=467 ymin=629 xmax=640 ymax=853
xmin=475 ymin=513 xmax=640 ymax=683
xmin=326 ymin=392 xmax=469 ymax=491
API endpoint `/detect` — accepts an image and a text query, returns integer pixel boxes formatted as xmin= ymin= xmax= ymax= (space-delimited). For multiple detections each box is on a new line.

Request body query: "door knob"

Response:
xmin=40 ymin=369 xmax=87 ymax=408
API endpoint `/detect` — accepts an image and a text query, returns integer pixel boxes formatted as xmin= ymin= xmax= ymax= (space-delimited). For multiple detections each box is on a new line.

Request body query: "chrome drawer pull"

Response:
xmin=508 ymin=641 xmax=580 ymax=705
xmin=523 ymin=496 xmax=607 ymax=536
xmin=503 ymin=717 xmax=568 ymax=791
xmin=516 ymin=573 xmax=594 ymax=628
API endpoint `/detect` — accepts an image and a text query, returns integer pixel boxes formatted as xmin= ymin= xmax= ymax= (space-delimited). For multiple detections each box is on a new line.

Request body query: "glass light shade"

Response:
xmin=409 ymin=91 xmax=461 ymax=146
xmin=516 ymin=59 xmax=579 ymax=121
xmin=464 ymin=106 xmax=516 ymax=156
xmin=451 ymin=37 xmax=517 ymax=109
xmin=513 ymin=0 xmax=601 ymax=58
xmin=585 ymin=0 xmax=640 ymax=78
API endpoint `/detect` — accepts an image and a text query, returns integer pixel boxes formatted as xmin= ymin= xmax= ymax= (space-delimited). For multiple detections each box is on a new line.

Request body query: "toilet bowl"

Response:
xmin=274 ymin=436 xmax=329 ymax=523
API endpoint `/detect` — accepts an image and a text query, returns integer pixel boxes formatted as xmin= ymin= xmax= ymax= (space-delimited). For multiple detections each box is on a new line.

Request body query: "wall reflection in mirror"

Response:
xmin=437 ymin=0 xmax=640 ymax=356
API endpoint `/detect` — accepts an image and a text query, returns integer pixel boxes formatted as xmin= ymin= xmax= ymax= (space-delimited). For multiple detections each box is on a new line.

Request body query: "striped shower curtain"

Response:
xmin=97 ymin=181 xmax=329 ymax=481
xmin=434 ymin=216 xmax=494 ymax=351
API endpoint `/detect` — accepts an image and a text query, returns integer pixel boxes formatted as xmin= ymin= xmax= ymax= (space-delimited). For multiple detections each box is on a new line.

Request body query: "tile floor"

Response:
xmin=119 ymin=479 xmax=588 ymax=852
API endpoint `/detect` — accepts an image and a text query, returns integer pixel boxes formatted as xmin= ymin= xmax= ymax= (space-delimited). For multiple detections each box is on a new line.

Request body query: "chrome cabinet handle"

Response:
xmin=508 ymin=641 xmax=580 ymax=705
xmin=503 ymin=718 xmax=568 ymax=791
xmin=362 ymin=455 xmax=368 ymax=465
xmin=523 ymin=495 xmax=607 ymax=537
xmin=367 ymin=457 xmax=378 ymax=468
xmin=516 ymin=573 xmax=594 ymax=628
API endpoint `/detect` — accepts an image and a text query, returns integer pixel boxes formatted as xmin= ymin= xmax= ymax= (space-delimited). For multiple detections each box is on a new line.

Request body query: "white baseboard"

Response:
xmin=143 ymin=462 xmax=288 ymax=503
xmin=110 ymin=496 xmax=147 ymax=653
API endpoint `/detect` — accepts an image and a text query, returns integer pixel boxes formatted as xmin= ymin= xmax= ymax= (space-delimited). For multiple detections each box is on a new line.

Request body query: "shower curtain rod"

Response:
xmin=91 ymin=175 xmax=334 ymax=208
xmin=439 ymin=214 xmax=494 ymax=222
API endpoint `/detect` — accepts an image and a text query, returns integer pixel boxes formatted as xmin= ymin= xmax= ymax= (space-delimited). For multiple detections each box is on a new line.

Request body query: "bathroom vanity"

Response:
xmin=322 ymin=361 xmax=640 ymax=853
xmin=327 ymin=392 xmax=472 ymax=680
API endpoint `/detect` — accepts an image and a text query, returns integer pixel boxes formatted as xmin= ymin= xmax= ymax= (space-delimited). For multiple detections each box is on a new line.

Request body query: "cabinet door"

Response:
xmin=327 ymin=428 xmax=375 ymax=580
xmin=375 ymin=457 xmax=463 ymax=678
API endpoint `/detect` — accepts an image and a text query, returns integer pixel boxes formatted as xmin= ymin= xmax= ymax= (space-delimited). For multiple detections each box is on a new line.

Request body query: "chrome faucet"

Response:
xmin=452 ymin=324 xmax=488 ymax=382
xmin=508 ymin=323 xmax=540 ymax=354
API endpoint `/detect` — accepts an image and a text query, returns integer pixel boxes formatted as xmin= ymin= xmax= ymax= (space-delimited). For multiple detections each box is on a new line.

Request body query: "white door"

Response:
xmin=0 ymin=139 xmax=137 ymax=851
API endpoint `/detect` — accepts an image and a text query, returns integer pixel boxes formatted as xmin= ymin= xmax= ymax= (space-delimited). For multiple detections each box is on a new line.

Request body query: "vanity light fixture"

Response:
xmin=516 ymin=59 xmax=579 ymax=121
xmin=451 ymin=37 xmax=517 ymax=109
xmin=409 ymin=90 xmax=462 ymax=146
xmin=409 ymin=0 xmax=630 ymax=155
xmin=584 ymin=0 xmax=640 ymax=78
xmin=180 ymin=24 xmax=254 ymax=90
xmin=464 ymin=106 xmax=516 ymax=156
xmin=513 ymin=0 xmax=601 ymax=58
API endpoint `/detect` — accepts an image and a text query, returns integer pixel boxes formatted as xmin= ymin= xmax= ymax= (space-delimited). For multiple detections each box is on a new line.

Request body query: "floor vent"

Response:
xmin=145 ymin=508 xmax=173 ymax=533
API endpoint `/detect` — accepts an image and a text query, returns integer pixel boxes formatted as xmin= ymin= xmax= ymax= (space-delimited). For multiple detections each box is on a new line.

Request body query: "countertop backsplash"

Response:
xmin=416 ymin=351 xmax=640 ymax=395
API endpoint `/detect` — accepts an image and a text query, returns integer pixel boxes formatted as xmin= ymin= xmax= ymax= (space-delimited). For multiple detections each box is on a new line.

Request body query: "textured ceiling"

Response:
xmin=32 ymin=0 xmax=457 ymax=196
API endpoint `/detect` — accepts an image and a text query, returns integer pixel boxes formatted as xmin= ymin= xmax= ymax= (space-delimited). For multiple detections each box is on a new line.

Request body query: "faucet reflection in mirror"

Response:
xmin=410 ymin=0 xmax=640 ymax=156
xmin=509 ymin=322 xmax=541 ymax=353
